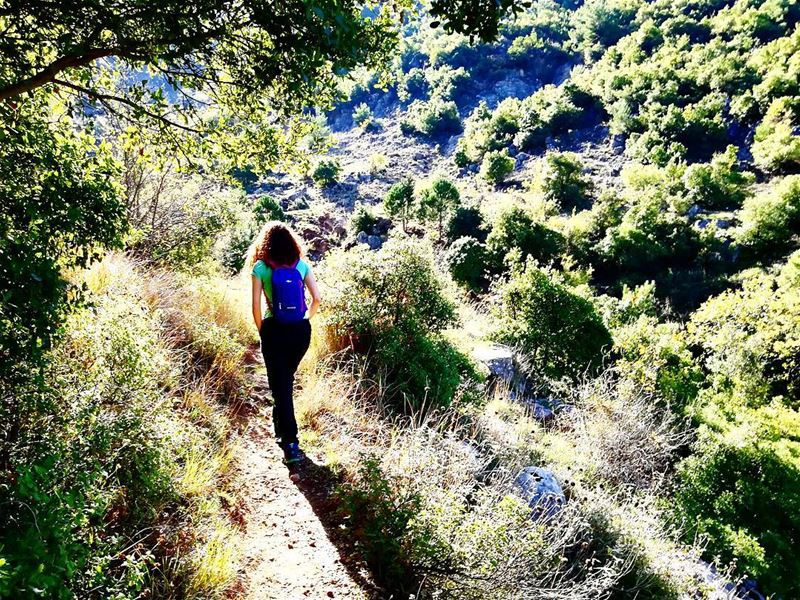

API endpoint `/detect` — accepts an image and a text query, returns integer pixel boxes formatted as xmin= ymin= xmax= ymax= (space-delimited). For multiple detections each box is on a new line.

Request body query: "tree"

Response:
xmin=0 ymin=100 xmax=124 ymax=387
xmin=491 ymin=262 xmax=612 ymax=382
xmin=418 ymin=177 xmax=461 ymax=239
xmin=485 ymin=207 xmax=565 ymax=271
xmin=537 ymin=151 xmax=594 ymax=211
xmin=0 ymin=1 xmax=527 ymax=169
xmin=480 ymin=150 xmax=515 ymax=185
xmin=384 ymin=178 xmax=417 ymax=232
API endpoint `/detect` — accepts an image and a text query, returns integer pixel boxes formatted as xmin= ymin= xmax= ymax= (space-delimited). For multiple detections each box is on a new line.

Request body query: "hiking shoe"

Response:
xmin=283 ymin=442 xmax=304 ymax=464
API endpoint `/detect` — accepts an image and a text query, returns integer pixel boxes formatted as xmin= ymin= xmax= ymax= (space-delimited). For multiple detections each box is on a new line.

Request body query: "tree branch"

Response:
xmin=53 ymin=78 xmax=203 ymax=134
xmin=0 ymin=48 xmax=116 ymax=101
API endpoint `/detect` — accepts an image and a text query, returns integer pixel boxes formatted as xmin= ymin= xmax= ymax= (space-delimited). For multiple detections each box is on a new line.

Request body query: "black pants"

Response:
xmin=259 ymin=317 xmax=311 ymax=447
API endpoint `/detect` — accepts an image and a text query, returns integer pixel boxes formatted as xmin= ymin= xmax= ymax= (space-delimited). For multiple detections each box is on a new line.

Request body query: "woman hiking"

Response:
xmin=248 ymin=221 xmax=321 ymax=465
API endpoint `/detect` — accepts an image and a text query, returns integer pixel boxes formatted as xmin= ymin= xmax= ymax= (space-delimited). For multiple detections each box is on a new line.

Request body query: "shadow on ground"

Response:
xmin=288 ymin=456 xmax=380 ymax=598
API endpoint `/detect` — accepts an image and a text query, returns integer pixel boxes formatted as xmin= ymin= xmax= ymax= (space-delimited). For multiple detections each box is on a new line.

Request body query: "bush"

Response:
xmin=683 ymin=145 xmax=754 ymax=210
xmin=459 ymin=99 xmax=520 ymax=163
xmin=368 ymin=153 xmax=388 ymax=175
xmin=216 ymin=195 xmax=285 ymax=274
xmin=480 ymin=150 xmax=515 ymax=184
xmin=417 ymin=177 xmax=461 ymax=238
xmin=485 ymin=207 xmax=565 ymax=271
xmin=383 ymin=178 xmax=416 ymax=232
xmin=319 ymin=239 xmax=473 ymax=410
xmin=675 ymin=435 xmax=800 ymax=595
xmin=253 ymin=194 xmax=285 ymax=222
xmin=397 ymin=67 xmax=428 ymax=103
xmin=445 ymin=205 xmax=488 ymax=243
xmin=735 ymin=175 xmax=800 ymax=256
xmin=752 ymin=97 xmax=800 ymax=172
xmin=490 ymin=262 xmax=612 ymax=382
xmin=515 ymin=85 xmax=586 ymax=150
xmin=536 ymin=151 xmax=594 ymax=211
xmin=350 ymin=204 xmax=381 ymax=236
xmin=400 ymin=98 xmax=462 ymax=137
xmin=352 ymin=102 xmax=375 ymax=130
xmin=445 ymin=236 xmax=487 ymax=291
xmin=599 ymin=167 xmax=700 ymax=275
xmin=425 ymin=65 xmax=470 ymax=101
xmin=125 ymin=170 xmax=240 ymax=269
xmin=0 ymin=256 xmax=249 ymax=598
xmin=572 ymin=0 xmax=642 ymax=59
xmin=311 ymin=158 xmax=342 ymax=187
xmin=334 ymin=457 xmax=423 ymax=592
xmin=0 ymin=103 xmax=124 ymax=385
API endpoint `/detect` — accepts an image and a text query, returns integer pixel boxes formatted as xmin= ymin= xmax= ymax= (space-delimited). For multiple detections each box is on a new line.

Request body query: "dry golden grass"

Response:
xmin=80 ymin=253 xmax=247 ymax=599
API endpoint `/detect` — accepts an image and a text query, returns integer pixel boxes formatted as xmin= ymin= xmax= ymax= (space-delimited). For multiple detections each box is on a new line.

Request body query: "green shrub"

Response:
xmin=425 ymin=65 xmax=470 ymax=101
xmin=491 ymin=262 xmax=612 ymax=382
xmin=572 ymin=0 xmax=642 ymax=59
xmin=383 ymin=178 xmax=416 ymax=232
xmin=537 ymin=151 xmax=594 ymax=211
xmin=515 ymin=85 xmax=586 ymax=150
xmin=613 ymin=315 xmax=702 ymax=410
xmin=216 ymin=194 xmax=286 ymax=274
xmin=689 ymin=267 xmax=800 ymax=406
xmin=683 ymin=145 xmax=754 ymax=210
xmin=459 ymin=99 xmax=520 ymax=163
xmin=0 ymin=258 xmax=250 ymax=598
xmin=400 ymin=98 xmax=462 ymax=137
xmin=445 ymin=205 xmax=488 ymax=243
xmin=319 ymin=239 xmax=473 ymax=410
xmin=397 ymin=67 xmax=428 ymax=103
xmin=480 ymin=150 xmax=515 ymax=184
xmin=735 ymin=175 xmax=800 ymax=257
xmin=445 ymin=236 xmax=487 ymax=291
xmin=675 ymin=435 xmax=800 ymax=596
xmin=253 ymin=195 xmax=285 ymax=222
xmin=334 ymin=457 xmax=423 ymax=593
xmin=350 ymin=204 xmax=381 ymax=236
xmin=0 ymin=103 xmax=124 ymax=384
xmin=486 ymin=207 xmax=565 ymax=271
xmin=417 ymin=177 xmax=461 ymax=238
xmin=599 ymin=167 xmax=700 ymax=275
xmin=311 ymin=158 xmax=342 ymax=187
xmin=752 ymin=97 xmax=800 ymax=172
xmin=353 ymin=102 xmax=375 ymax=129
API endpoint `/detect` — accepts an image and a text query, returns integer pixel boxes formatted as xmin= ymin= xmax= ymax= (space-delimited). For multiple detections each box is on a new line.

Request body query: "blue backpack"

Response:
xmin=270 ymin=260 xmax=307 ymax=323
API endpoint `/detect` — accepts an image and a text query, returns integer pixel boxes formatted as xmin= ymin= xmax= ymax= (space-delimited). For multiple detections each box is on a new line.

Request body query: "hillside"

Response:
xmin=245 ymin=1 xmax=800 ymax=597
xmin=2 ymin=0 xmax=799 ymax=599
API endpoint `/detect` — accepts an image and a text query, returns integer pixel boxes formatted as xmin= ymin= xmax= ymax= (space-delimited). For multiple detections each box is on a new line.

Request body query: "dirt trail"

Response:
xmin=232 ymin=347 xmax=373 ymax=600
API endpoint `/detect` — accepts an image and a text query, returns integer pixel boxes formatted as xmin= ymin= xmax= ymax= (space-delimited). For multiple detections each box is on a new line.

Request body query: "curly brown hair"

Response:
xmin=247 ymin=221 xmax=304 ymax=267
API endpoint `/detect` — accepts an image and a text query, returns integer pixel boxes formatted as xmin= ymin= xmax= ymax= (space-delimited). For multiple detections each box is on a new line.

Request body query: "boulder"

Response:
xmin=610 ymin=133 xmax=626 ymax=155
xmin=366 ymin=234 xmax=383 ymax=250
xmin=686 ymin=204 xmax=703 ymax=218
xmin=356 ymin=231 xmax=368 ymax=244
xmin=529 ymin=401 xmax=555 ymax=423
xmin=472 ymin=344 xmax=515 ymax=383
xmin=514 ymin=467 xmax=566 ymax=518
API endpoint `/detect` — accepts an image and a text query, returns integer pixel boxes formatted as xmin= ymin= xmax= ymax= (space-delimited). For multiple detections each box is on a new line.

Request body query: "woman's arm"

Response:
xmin=251 ymin=274 xmax=264 ymax=331
xmin=305 ymin=269 xmax=322 ymax=319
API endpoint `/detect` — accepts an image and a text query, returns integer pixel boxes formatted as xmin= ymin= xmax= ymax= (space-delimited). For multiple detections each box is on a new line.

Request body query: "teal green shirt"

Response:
xmin=252 ymin=259 xmax=312 ymax=318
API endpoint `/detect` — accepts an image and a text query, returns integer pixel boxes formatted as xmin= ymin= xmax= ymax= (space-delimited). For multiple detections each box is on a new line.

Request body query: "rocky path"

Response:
xmin=231 ymin=347 xmax=372 ymax=600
